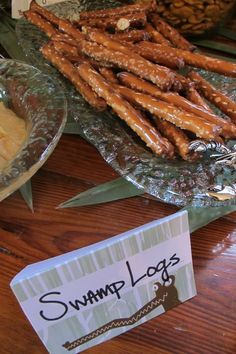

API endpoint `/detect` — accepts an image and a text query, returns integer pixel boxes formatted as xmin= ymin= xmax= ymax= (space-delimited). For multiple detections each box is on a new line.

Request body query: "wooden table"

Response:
xmin=0 ymin=133 xmax=236 ymax=354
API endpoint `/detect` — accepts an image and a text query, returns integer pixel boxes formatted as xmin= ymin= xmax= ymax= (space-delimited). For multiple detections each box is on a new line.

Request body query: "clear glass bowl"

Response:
xmin=16 ymin=0 xmax=236 ymax=207
xmin=0 ymin=59 xmax=67 ymax=201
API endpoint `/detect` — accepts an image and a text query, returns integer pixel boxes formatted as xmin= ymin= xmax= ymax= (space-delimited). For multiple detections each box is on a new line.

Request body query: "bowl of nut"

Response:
xmin=153 ymin=0 xmax=236 ymax=36
xmin=133 ymin=0 xmax=236 ymax=36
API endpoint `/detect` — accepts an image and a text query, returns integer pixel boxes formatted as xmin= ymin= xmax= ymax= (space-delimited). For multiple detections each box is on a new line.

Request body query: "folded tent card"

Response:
xmin=11 ymin=0 xmax=65 ymax=18
xmin=11 ymin=210 xmax=196 ymax=353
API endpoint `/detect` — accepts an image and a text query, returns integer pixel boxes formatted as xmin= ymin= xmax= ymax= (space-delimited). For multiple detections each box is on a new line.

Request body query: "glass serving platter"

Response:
xmin=0 ymin=59 xmax=67 ymax=201
xmin=16 ymin=0 xmax=236 ymax=207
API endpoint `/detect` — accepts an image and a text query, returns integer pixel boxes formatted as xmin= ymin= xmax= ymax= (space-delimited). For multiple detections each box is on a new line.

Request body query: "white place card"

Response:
xmin=11 ymin=210 xmax=196 ymax=353
xmin=12 ymin=0 xmax=65 ymax=19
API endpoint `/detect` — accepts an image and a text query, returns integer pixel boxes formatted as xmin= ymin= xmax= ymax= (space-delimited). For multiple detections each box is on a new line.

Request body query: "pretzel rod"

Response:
xmin=58 ymin=19 xmax=84 ymax=41
xmin=77 ymin=63 xmax=174 ymax=158
xmin=145 ymin=23 xmax=171 ymax=45
xmin=117 ymin=72 xmax=236 ymax=138
xmin=99 ymin=68 xmax=119 ymax=84
xmin=109 ymin=29 xmax=151 ymax=43
xmin=41 ymin=43 xmax=107 ymax=111
xmin=189 ymin=71 xmax=236 ymax=123
xmin=149 ymin=14 xmax=196 ymax=52
xmin=77 ymin=39 xmax=174 ymax=91
xmin=79 ymin=1 xmax=156 ymax=20
xmin=152 ymin=118 xmax=198 ymax=161
xmin=52 ymin=41 xmax=79 ymax=57
xmin=82 ymin=26 xmax=150 ymax=44
xmin=76 ymin=12 xmax=147 ymax=31
xmin=138 ymin=42 xmax=236 ymax=77
xmin=115 ymin=85 xmax=222 ymax=140
xmin=24 ymin=10 xmax=58 ymax=37
xmin=186 ymin=86 xmax=213 ymax=113
xmin=133 ymin=41 xmax=184 ymax=69
xmin=29 ymin=0 xmax=60 ymax=26
xmin=51 ymin=33 xmax=78 ymax=46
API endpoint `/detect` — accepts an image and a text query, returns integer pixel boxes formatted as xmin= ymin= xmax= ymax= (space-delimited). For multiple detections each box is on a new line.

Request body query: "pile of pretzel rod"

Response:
xmin=24 ymin=0 xmax=236 ymax=162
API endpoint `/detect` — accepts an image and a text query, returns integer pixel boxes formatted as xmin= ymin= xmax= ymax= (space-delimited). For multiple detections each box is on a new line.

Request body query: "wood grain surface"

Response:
xmin=0 ymin=134 xmax=236 ymax=354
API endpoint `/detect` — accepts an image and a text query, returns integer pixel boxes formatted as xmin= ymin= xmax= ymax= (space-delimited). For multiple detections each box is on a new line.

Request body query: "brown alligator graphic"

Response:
xmin=63 ymin=275 xmax=181 ymax=351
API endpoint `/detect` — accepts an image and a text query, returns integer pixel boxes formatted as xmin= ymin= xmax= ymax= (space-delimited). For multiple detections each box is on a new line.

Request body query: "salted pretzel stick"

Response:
xmin=109 ymin=29 xmax=151 ymax=43
xmin=41 ymin=43 xmax=107 ymax=111
xmin=117 ymin=72 xmax=236 ymax=138
xmin=186 ymin=86 xmax=213 ymax=113
xmin=77 ymin=63 xmax=174 ymax=158
xmin=77 ymin=12 xmax=147 ymax=31
xmin=52 ymin=41 xmax=78 ymax=57
xmin=115 ymin=85 xmax=222 ymax=140
xmin=24 ymin=10 xmax=58 ymax=37
xmin=77 ymin=39 xmax=174 ymax=91
xmin=133 ymin=41 xmax=184 ymax=69
xmin=153 ymin=118 xmax=198 ymax=161
xmin=79 ymin=1 xmax=156 ymax=20
xmin=189 ymin=71 xmax=236 ymax=123
xmin=58 ymin=19 xmax=84 ymax=41
xmin=99 ymin=68 xmax=119 ymax=84
xmin=29 ymin=0 xmax=60 ymax=26
xmin=150 ymin=14 xmax=196 ymax=52
xmin=82 ymin=26 xmax=150 ymax=43
xmin=145 ymin=23 xmax=171 ymax=45
xmin=138 ymin=42 xmax=236 ymax=78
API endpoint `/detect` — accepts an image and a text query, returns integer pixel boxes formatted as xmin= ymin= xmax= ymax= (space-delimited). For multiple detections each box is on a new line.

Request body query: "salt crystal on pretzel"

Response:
xmin=77 ymin=39 xmax=174 ymax=91
xmin=115 ymin=85 xmax=222 ymax=140
xmin=77 ymin=63 xmax=174 ymax=158
xmin=150 ymin=14 xmax=196 ymax=52
xmin=79 ymin=1 xmax=156 ymax=20
xmin=189 ymin=71 xmax=236 ymax=123
xmin=24 ymin=10 xmax=58 ymax=38
xmin=41 ymin=43 xmax=107 ymax=111
xmin=117 ymin=72 xmax=236 ymax=139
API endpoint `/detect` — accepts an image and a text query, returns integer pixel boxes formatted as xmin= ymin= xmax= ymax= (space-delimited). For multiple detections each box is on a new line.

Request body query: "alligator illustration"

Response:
xmin=63 ymin=275 xmax=181 ymax=351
